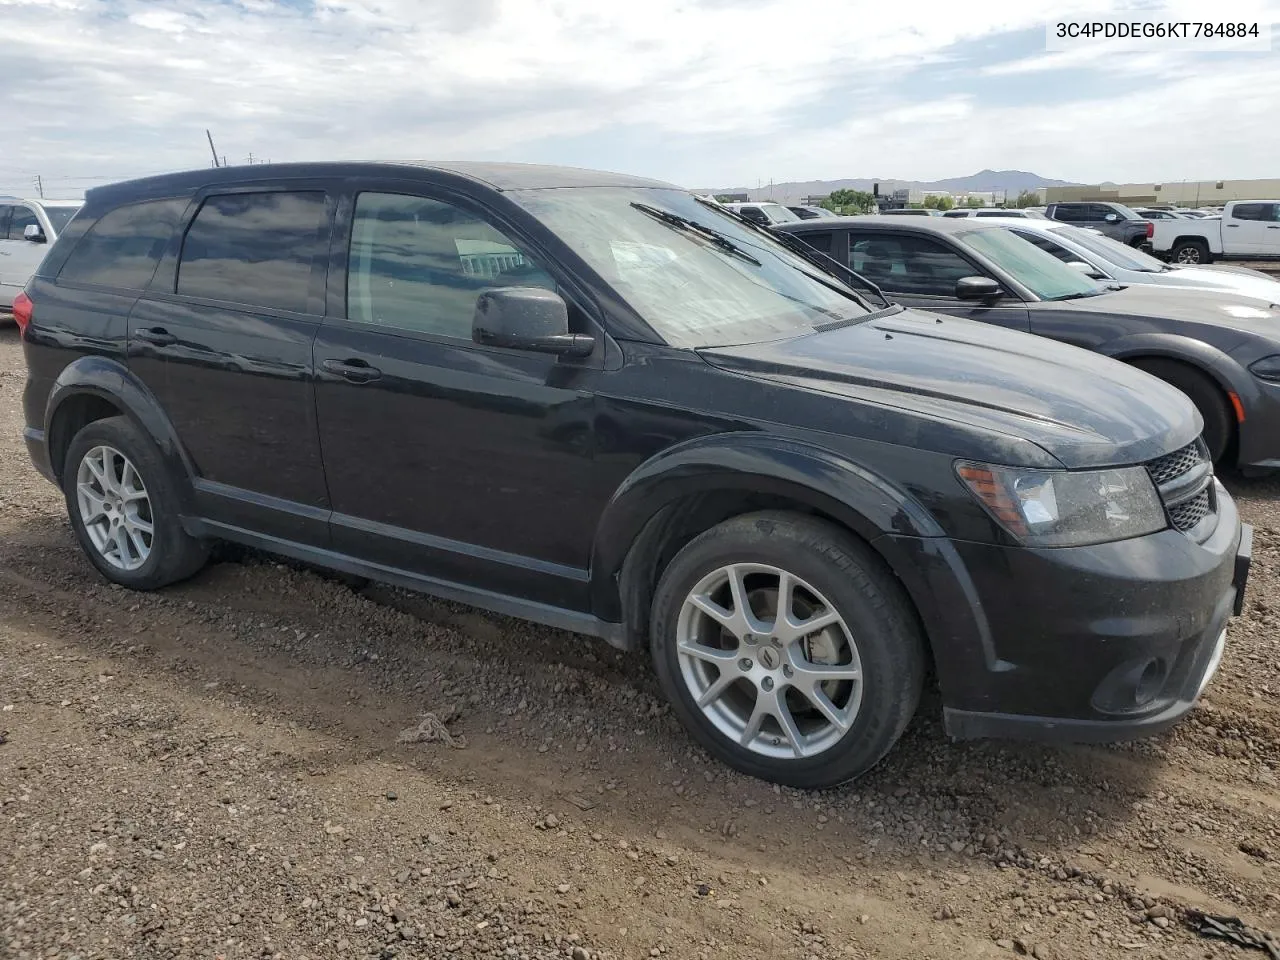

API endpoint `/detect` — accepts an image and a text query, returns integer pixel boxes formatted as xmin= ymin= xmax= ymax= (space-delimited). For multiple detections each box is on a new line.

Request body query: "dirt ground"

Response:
xmin=1 ymin=326 xmax=1277 ymax=960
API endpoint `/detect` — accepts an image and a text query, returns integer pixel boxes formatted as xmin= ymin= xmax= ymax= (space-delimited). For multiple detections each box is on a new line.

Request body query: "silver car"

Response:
xmin=977 ymin=216 xmax=1280 ymax=305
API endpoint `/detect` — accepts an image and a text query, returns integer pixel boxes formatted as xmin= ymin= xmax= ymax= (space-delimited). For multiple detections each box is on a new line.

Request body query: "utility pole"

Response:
xmin=33 ymin=175 xmax=44 ymax=199
xmin=206 ymin=129 xmax=220 ymax=168
xmin=247 ymin=152 xmax=255 ymax=165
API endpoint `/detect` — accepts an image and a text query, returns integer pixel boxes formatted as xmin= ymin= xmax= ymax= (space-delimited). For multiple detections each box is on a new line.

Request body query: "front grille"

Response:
xmin=1146 ymin=440 xmax=1204 ymax=486
xmin=1145 ymin=438 xmax=1215 ymax=538
xmin=1168 ymin=489 xmax=1211 ymax=531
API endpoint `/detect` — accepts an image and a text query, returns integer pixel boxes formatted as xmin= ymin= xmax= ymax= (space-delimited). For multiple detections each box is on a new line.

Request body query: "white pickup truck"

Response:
xmin=1151 ymin=200 xmax=1280 ymax=264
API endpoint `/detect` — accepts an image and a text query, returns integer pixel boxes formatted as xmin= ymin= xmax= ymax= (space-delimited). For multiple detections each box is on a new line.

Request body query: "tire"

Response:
xmin=650 ymin=511 xmax=925 ymax=789
xmin=62 ymin=416 xmax=209 ymax=590
xmin=1132 ymin=359 xmax=1233 ymax=463
xmin=1171 ymin=239 xmax=1211 ymax=265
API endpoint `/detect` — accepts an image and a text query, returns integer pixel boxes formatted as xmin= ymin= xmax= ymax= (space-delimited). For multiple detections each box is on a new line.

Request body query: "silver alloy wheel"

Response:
xmin=1175 ymin=246 xmax=1202 ymax=264
xmin=75 ymin=445 xmax=154 ymax=571
xmin=676 ymin=563 xmax=863 ymax=760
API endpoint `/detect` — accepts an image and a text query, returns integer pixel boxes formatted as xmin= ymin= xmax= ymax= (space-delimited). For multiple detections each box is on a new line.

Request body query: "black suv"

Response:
xmin=1045 ymin=201 xmax=1154 ymax=247
xmin=18 ymin=162 xmax=1250 ymax=788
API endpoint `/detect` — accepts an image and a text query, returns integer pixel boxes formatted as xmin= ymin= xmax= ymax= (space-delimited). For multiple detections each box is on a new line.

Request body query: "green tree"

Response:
xmin=1013 ymin=189 xmax=1040 ymax=208
xmin=965 ymin=196 xmax=984 ymax=208
xmin=935 ymin=195 xmax=955 ymax=211
xmin=824 ymin=188 xmax=876 ymax=215
xmin=922 ymin=195 xmax=940 ymax=209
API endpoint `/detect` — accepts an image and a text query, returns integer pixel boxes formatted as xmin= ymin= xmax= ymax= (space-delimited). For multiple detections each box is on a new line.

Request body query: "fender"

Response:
xmin=45 ymin=356 xmax=196 ymax=508
xmin=1099 ymin=332 xmax=1253 ymax=407
xmin=589 ymin=431 xmax=944 ymax=619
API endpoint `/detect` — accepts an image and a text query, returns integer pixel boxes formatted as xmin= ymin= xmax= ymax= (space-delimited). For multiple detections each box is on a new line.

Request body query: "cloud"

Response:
xmin=1 ymin=0 xmax=1279 ymax=197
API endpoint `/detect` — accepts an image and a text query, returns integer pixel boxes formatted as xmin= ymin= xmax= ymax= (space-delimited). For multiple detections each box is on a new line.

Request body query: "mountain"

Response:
xmin=696 ymin=169 xmax=1079 ymax=204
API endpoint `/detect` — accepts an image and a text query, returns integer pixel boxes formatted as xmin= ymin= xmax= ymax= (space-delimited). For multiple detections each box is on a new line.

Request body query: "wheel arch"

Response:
xmin=589 ymin=433 xmax=944 ymax=652
xmin=45 ymin=357 xmax=195 ymax=507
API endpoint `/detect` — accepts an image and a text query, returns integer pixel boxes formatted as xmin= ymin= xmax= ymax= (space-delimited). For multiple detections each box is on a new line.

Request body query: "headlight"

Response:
xmin=956 ymin=462 xmax=1166 ymax=547
xmin=1248 ymin=354 xmax=1280 ymax=383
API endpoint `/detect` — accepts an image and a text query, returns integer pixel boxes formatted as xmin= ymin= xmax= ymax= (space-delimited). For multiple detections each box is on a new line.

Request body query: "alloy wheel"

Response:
xmin=1175 ymin=247 xmax=1202 ymax=264
xmin=76 ymin=445 xmax=154 ymax=571
xmin=675 ymin=562 xmax=863 ymax=760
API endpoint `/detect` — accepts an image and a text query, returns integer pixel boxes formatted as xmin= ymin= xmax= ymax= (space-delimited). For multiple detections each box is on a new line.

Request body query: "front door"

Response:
xmin=128 ymin=185 xmax=332 ymax=545
xmin=312 ymin=187 xmax=601 ymax=610
xmin=845 ymin=231 xmax=1031 ymax=332
xmin=0 ymin=204 xmax=47 ymax=305
xmin=1225 ymin=203 xmax=1275 ymax=255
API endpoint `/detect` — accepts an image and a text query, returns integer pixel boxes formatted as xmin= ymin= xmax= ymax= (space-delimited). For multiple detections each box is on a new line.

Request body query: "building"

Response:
xmin=1045 ymin=179 xmax=1280 ymax=207
xmin=714 ymin=192 xmax=750 ymax=202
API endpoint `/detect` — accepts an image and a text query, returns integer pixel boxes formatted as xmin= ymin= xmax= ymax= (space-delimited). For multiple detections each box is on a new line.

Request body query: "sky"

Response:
xmin=3 ymin=0 xmax=1279 ymax=199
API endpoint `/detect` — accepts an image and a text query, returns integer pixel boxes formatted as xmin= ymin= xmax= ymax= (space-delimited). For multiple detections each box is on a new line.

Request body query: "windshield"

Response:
xmin=43 ymin=206 xmax=80 ymax=233
xmin=1050 ymin=226 xmax=1167 ymax=272
xmin=957 ymin=228 xmax=1104 ymax=301
xmin=1111 ymin=203 xmax=1145 ymax=221
xmin=511 ymin=187 xmax=870 ymax=348
xmin=760 ymin=204 xmax=800 ymax=223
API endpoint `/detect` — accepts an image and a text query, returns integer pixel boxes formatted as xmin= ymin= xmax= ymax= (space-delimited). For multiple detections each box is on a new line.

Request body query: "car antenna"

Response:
xmin=206 ymin=130 xmax=221 ymax=168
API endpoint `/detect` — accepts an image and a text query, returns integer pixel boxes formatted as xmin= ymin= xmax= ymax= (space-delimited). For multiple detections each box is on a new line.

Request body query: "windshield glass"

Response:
xmin=1112 ymin=203 xmax=1145 ymax=221
xmin=43 ymin=206 xmax=80 ymax=233
xmin=958 ymin=228 xmax=1104 ymax=301
xmin=760 ymin=204 xmax=800 ymax=223
xmin=1051 ymin=226 xmax=1166 ymax=271
xmin=511 ymin=187 xmax=870 ymax=348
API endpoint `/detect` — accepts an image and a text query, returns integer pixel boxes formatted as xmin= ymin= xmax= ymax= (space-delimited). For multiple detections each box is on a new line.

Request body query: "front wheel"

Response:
xmin=650 ymin=512 xmax=925 ymax=788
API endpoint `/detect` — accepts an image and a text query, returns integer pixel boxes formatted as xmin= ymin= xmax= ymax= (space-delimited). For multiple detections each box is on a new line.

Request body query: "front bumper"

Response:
xmin=879 ymin=487 xmax=1249 ymax=744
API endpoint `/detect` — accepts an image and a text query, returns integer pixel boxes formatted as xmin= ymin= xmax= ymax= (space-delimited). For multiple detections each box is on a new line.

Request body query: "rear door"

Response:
xmin=845 ymin=230 xmax=1030 ymax=331
xmin=128 ymin=182 xmax=333 ymax=545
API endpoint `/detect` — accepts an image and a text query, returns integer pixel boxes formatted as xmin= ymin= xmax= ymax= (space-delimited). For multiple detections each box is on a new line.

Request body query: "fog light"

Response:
xmin=1091 ymin=655 xmax=1172 ymax=714
xmin=1134 ymin=658 xmax=1167 ymax=707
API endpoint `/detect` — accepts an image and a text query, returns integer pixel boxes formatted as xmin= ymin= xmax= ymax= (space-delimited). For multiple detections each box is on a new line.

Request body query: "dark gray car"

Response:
xmin=775 ymin=216 xmax=1280 ymax=469
xmin=1046 ymin=201 xmax=1154 ymax=248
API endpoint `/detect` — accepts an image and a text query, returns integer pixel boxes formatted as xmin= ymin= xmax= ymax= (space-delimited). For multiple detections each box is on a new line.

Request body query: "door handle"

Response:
xmin=1226 ymin=224 xmax=1239 ymax=228
xmin=1268 ymin=225 xmax=1280 ymax=229
xmin=321 ymin=358 xmax=382 ymax=383
xmin=135 ymin=327 xmax=176 ymax=346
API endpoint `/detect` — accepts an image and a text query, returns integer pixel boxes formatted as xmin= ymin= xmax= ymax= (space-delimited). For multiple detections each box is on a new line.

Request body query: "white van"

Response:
xmin=0 ymin=198 xmax=82 ymax=311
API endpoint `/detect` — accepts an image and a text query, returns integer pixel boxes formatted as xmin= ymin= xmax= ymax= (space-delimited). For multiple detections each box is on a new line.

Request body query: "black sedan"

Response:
xmin=776 ymin=216 xmax=1280 ymax=470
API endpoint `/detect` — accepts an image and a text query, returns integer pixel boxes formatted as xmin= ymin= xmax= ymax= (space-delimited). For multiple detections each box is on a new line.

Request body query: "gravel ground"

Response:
xmin=1 ymin=326 xmax=1278 ymax=960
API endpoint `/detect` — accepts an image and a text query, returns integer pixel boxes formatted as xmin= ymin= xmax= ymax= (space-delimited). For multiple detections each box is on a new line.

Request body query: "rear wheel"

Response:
xmin=650 ymin=512 xmax=925 ymax=789
xmin=1171 ymin=239 xmax=1211 ymax=264
xmin=1132 ymin=359 xmax=1233 ymax=463
xmin=63 ymin=416 xmax=209 ymax=589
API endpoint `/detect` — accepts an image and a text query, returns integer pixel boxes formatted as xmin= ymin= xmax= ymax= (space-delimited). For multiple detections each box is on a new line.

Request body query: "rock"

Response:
xmin=995 ymin=939 xmax=1015 ymax=950
xmin=445 ymin=890 xmax=462 ymax=908
xmin=385 ymin=791 xmax=397 ymax=801
xmin=1153 ymin=917 xmax=1170 ymax=929
xmin=544 ymin=814 xmax=560 ymax=829
xmin=572 ymin=949 xmax=589 ymax=960
xmin=1083 ymin=909 xmax=1097 ymax=920
xmin=556 ymin=883 xmax=571 ymax=894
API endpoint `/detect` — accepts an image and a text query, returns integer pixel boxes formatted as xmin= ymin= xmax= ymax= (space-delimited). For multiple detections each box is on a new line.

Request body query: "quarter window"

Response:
xmin=848 ymin=234 xmax=979 ymax=297
xmin=59 ymin=199 xmax=188 ymax=290
xmin=177 ymin=191 xmax=327 ymax=312
xmin=346 ymin=192 xmax=555 ymax=339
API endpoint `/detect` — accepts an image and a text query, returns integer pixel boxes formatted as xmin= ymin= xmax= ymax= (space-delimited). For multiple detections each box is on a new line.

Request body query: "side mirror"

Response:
xmin=1103 ymin=213 xmax=1119 ymax=223
xmin=23 ymin=224 xmax=46 ymax=244
xmin=955 ymin=276 xmax=1002 ymax=300
xmin=473 ymin=287 xmax=594 ymax=357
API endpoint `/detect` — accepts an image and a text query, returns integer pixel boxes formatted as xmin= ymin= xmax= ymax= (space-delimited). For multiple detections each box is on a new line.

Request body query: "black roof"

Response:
xmin=87 ymin=161 xmax=677 ymax=204
xmin=774 ymin=216 xmax=1002 ymax=236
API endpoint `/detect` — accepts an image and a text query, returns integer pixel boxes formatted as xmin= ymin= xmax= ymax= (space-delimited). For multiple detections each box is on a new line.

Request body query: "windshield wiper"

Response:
xmin=692 ymin=196 xmax=889 ymax=310
xmin=630 ymin=203 xmax=761 ymax=266
xmin=1053 ymin=291 xmax=1101 ymax=301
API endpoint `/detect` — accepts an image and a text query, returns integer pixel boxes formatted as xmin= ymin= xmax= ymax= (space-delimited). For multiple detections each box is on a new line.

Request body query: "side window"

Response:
xmin=1013 ymin=231 xmax=1075 ymax=263
xmin=797 ymin=231 xmax=833 ymax=253
xmin=0 ymin=207 xmax=11 ymax=239
xmin=1232 ymin=203 xmax=1266 ymax=221
xmin=1051 ymin=206 xmax=1081 ymax=223
xmin=849 ymin=234 xmax=979 ymax=296
xmin=178 ymin=191 xmax=327 ymax=312
xmin=58 ymin=199 xmax=188 ymax=290
xmin=1086 ymin=205 xmax=1111 ymax=221
xmin=1269 ymin=204 xmax=1280 ymax=222
xmin=739 ymin=206 xmax=768 ymax=225
xmin=347 ymin=192 xmax=555 ymax=339
xmin=8 ymin=205 xmax=38 ymax=240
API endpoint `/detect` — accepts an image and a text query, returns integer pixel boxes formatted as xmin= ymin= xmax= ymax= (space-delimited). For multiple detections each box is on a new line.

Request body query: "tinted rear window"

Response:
xmin=177 ymin=191 xmax=327 ymax=312
xmin=58 ymin=198 xmax=187 ymax=290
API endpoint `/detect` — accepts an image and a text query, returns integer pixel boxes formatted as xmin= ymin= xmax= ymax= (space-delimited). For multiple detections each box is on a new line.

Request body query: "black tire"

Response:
xmin=650 ymin=511 xmax=925 ymax=789
xmin=1171 ymin=239 xmax=1211 ymax=265
xmin=62 ymin=416 xmax=209 ymax=589
xmin=1132 ymin=359 xmax=1233 ymax=463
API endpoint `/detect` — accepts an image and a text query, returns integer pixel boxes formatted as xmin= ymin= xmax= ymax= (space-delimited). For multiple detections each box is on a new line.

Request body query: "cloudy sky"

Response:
xmin=3 ymin=0 xmax=1278 ymax=198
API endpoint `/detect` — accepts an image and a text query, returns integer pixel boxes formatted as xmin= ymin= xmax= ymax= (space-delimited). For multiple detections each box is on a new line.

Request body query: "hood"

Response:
xmin=1152 ymin=266 xmax=1280 ymax=305
xmin=1059 ymin=282 xmax=1280 ymax=331
xmin=700 ymin=308 xmax=1198 ymax=469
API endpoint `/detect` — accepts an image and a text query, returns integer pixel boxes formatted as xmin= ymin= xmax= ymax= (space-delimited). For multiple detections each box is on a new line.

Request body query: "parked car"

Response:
xmin=0 ymin=197 xmax=82 ymax=312
xmin=1135 ymin=209 xmax=1186 ymax=220
xmin=1044 ymin=201 xmax=1155 ymax=248
xmin=723 ymin=201 xmax=799 ymax=226
xmin=787 ymin=205 xmax=838 ymax=220
xmin=1150 ymin=200 xmax=1280 ymax=264
xmin=1178 ymin=210 xmax=1212 ymax=219
xmin=879 ymin=208 xmax=941 ymax=216
xmin=776 ymin=215 xmax=1280 ymax=466
xmin=976 ymin=217 xmax=1280 ymax=304
xmin=19 ymin=162 xmax=1249 ymax=788
xmin=942 ymin=208 xmax=1047 ymax=220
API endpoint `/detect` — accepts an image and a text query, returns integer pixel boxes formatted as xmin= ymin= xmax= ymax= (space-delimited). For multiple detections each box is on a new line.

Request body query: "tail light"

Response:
xmin=11 ymin=292 xmax=32 ymax=335
xmin=1146 ymin=221 xmax=1155 ymax=238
